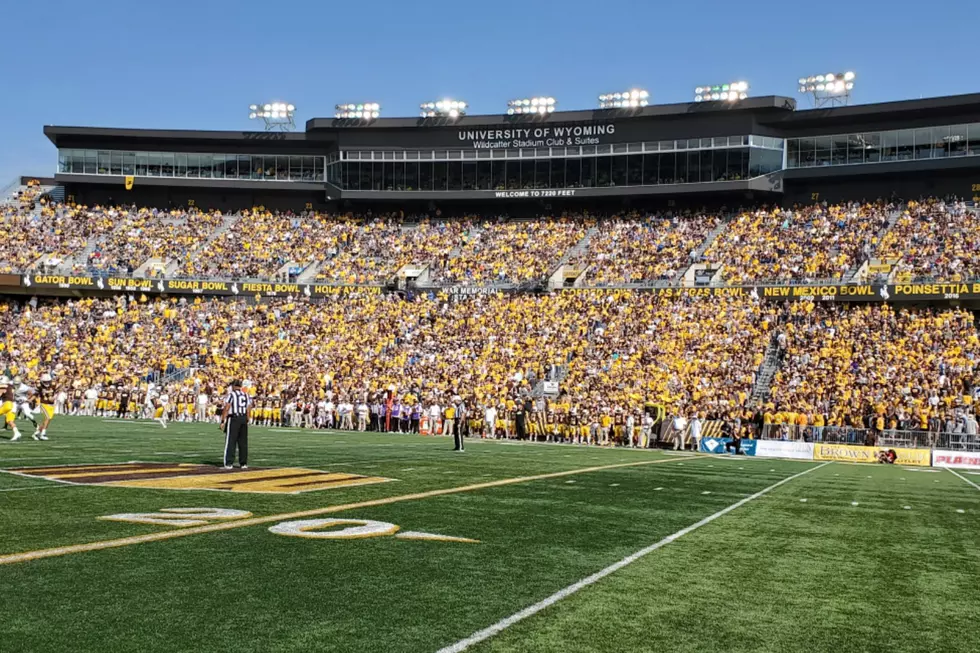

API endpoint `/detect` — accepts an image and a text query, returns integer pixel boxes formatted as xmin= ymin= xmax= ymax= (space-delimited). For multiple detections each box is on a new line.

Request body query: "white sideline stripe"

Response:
xmin=947 ymin=468 xmax=980 ymax=492
xmin=0 ymin=484 xmax=75 ymax=493
xmin=436 ymin=461 xmax=831 ymax=653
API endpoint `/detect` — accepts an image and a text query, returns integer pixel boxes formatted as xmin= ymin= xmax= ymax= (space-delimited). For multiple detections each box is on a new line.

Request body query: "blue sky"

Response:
xmin=0 ymin=0 xmax=974 ymax=182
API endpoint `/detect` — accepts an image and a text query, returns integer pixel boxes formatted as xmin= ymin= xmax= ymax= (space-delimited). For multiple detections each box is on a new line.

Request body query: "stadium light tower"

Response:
xmin=507 ymin=97 xmax=557 ymax=115
xmin=420 ymin=99 xmax=468 ymax=119
xmin=248 ymin=102 xmax=296 ymax=131
xmin=598 ymin=89 xmax=650 ymax=109
xmin=694 ymin=82 xmax=749 ymax=103
xmin=799 ymin=72 xmax=856 ymax=107
xmin=335 ymin=103 xmax=381 ymax=120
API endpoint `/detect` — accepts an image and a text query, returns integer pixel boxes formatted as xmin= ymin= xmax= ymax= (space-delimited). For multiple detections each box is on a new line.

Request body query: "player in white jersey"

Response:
xmin=143 ymin=384 xmax=157 ymax=419
xmin=154 ymin=392 xmax=170 ymax=428
xmin=13 ymin=378 xmax=39 ymax=432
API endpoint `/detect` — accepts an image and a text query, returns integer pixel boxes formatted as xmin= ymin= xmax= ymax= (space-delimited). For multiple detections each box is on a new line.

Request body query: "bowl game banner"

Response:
xmin=22 ymin=274 xmax=382 ymax=298
xmin=814 ymin=443 xmax=931 ymax=466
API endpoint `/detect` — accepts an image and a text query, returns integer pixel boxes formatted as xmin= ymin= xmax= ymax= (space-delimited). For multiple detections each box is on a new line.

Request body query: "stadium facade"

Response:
xmin=45 ymin=94 xmax=980 ymax=212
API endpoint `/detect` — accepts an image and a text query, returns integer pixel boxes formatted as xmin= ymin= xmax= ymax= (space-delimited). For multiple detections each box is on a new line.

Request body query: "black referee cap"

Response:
xmin=231 ymin=379 xmax=243 ymax=388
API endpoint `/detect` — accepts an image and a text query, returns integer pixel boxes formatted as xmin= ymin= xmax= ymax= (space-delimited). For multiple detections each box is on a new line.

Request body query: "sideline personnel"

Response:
xmin=220 ymin=380 xmax=252 ymax=470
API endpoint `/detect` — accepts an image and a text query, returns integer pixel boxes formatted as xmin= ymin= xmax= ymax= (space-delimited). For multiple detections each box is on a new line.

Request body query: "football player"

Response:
xmin=13 ymin=376 xmax=39 ymax=432
xmin=154 ymin=389 xmax=169 ymax=428
xmin=0 ymin=376 xmax=25 ymax=442
xmin=34 ymin=373 xmax=56 ymax=440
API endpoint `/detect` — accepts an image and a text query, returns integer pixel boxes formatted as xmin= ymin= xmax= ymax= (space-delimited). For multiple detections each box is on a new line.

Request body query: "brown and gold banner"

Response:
xmin=21 ymin=274 xmax=382 ymax=298
xmin=17 ymin=274 xmax=980 ymax=302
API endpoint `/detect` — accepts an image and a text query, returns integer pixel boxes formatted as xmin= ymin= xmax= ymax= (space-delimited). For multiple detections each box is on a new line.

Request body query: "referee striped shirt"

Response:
xmin=225 ymin=389 xmax=251 ymax=417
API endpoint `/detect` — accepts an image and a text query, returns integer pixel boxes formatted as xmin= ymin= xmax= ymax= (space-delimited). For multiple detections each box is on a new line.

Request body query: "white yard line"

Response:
xmin=100 ymin=420 xmax=161 ymax=426
xmin=0 ymin=484 xmax=76 ymax=493
xmin=436 ymin=461 xmax=831 ymax=653
xmin=0 ymin=455 xmax=106 ymax=462
xmin=946 ymin=467 xmax=980 ymax=492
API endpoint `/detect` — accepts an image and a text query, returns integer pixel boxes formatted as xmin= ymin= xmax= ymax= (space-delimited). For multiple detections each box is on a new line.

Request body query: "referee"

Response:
xmin=220 ymin=380 xmax=251 ymax=470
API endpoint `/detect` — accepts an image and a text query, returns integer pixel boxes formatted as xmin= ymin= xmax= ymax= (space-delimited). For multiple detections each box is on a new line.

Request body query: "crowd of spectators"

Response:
xmin=568 ymin=213 xmax=721 ymax=284
xmin=316 ymin=218 xmax=471 ymax=284
xmin=704 ymin=202 xmax=891 ymax=283
xmin=188 ymin=210 xmax=361 ymax=279
xmin=876 ymin=199 xmax=980 ymax=281
xmin=429 ymin=217 xmax=590 ymax=284
xmin=766 ymin=302 xmax=979 ymax=435
xmin=86 ymin=207 xmax=225 ymax=275
xmin=10 ymin=179 xmax=44 ymax=208
xmin=560 ymin=293 xmax=777 ymax=423
xmin=1 ymin=290 xmax=976 ymax=446
xmin=0 ymin=203 xmax=115 ymax=273
xmin=6 ymin=199 xmax=980 ymax=290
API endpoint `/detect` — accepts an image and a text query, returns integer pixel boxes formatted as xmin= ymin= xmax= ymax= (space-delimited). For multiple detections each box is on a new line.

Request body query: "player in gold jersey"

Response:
xmin=0 ymin=376 xmax=25 ymax=442
xmin=33 ymin=373 xmax=56 ymax=440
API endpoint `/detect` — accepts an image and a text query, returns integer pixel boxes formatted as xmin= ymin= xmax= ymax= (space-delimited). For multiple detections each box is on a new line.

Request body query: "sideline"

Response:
xmin=946 ymin=467 xmax=980 ymax=492
xmin=0 ymin=455 xmax=719 ymax=566
xmin=436 ymin=461 xmax=832 ymax=653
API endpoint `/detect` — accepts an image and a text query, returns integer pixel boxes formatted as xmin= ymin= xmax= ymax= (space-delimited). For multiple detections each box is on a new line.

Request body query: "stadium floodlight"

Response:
xmin=419 ymin=99 xmax=468 ymax=119
xmin=335 ymin=103 xmax=381 ymax=120
xmin=598 ymin=89 xmax=650 ymax=109
xmin=693 ymin=82 xmax=749 ymax=103
xmin=248 ymin=101 xmax=296 ymax=131
xmin=798 ymin=71 xmax=857 ymax=107
xmin=507 ymin=97 xmax=557 ymax=115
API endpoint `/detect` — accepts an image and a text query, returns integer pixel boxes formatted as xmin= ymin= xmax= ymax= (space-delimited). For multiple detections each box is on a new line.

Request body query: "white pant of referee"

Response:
xmin=224 ymin=416 xmax=248 ymax=468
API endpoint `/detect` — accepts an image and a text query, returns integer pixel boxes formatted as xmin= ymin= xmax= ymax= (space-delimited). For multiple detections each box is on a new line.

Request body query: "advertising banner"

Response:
xmin=754 ymin=440 xmax=815 ymax=460
xmin=698 ymin=437 xmax=757 ymax=456
xmin=562 ymin=282 xmax=980 ymax=303
xmin=932 ymin=450 xmax=980 ymax=470
xmin=813 ymin=443 xmax=931 ymax=466
xmin=19 ymin=275 xmax=980 ymax=304
xmin=22 ymin=274 xmax=382 ymax=298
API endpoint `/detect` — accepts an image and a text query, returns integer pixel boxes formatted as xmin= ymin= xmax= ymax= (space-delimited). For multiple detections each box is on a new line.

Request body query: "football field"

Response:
xmin=2 ymin=418 xmax=979 ymax=653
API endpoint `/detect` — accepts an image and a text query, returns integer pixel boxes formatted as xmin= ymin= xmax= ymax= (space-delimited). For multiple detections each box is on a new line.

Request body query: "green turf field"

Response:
xmin=1 ymin=418 xmax=979 ymax=653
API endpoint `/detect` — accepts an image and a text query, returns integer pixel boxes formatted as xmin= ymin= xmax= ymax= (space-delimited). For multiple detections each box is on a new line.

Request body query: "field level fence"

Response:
xmin=759 ymin=424 xmax=980 ymax=452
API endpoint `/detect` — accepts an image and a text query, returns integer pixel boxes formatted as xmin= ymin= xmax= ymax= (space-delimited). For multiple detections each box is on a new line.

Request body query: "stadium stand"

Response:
xmin=187 ymin=209 xmax=360 ymax=280
xmin=5 ymin=282 xmax=975 ymax=444
xmin=767 ymin=302 xmax=979 ymax=433
xmin=702 ymin=202 xmax=892 ymax=284
xmin=877 ymin=199 xmax=980 ymax=281
xmin=6 ymin=199 xmax=980 ymax=288
xmin=86 ymin=207 xmax=225 ymax=275
xmin=427 ymin=217 xmax=590 ymax=285
xmin=0 ymin=202 xmax=114 ymax=274
xmin=1 ymin=194 xmax=978 ymax=448
xmin=315 ymin=217 xmax=470 ymax=284
xmin=568 ymin=213 xmax=721 ymax=285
